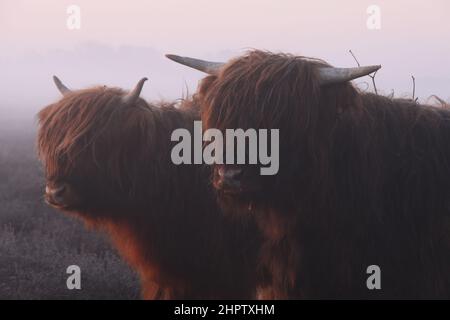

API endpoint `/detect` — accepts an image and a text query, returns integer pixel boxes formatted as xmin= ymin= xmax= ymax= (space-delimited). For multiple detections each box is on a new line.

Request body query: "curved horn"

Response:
xmin=165 ymin=54 xmax=224 ymax=75
xmin=166 ymin=54 xmax=380 ymax=84
xmin=122 ymin=78 xmax=148 ymax=105
xmin=53 ymin=76 xmax=72 ymax=95
xmin=318 ymin=65 xmax=381 ymax=85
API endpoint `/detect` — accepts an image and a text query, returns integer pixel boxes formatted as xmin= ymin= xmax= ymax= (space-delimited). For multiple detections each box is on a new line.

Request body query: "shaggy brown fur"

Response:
xmin=198 ymin=50 xmax=450 ymax=299
xmin=37 ymin=86 xmax=261 ymax=299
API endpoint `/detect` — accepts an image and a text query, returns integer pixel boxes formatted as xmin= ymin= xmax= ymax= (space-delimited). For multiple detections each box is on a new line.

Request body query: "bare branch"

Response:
xmin=371 ymin=71 xmax=378 ymax=95
xmin=429 ymin=95 xmax=448 ymax=107
xmin=348 ymin=50 xmax=361 ymax=67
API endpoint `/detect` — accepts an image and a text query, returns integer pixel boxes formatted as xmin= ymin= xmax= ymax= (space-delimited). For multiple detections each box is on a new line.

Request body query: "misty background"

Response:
xmin=1 ymin=0 xmax=449 ymax=130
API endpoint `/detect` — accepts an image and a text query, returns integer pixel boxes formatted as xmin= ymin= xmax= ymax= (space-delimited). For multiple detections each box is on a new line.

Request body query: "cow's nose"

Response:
xmin=45 ymin=184 xmax=66 ymax=205
xmin=217 ymin=167 xmax=243 ymax=188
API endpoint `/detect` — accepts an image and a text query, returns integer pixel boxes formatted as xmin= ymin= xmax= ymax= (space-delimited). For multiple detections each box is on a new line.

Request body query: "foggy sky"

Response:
xmin=1 ymin=0 xmax=449 ymax=126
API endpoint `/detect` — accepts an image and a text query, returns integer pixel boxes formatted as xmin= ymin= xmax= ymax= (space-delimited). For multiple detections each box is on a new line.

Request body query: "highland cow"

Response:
xmin=37 ymin=77 xmax=261 ymax=299
xmin=167 ymin=50 xmax=450 ymax=299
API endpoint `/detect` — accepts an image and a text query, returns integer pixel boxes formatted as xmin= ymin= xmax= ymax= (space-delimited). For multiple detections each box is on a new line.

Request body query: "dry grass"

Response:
xmin=0 ymin=128 xmax=140 ymax=299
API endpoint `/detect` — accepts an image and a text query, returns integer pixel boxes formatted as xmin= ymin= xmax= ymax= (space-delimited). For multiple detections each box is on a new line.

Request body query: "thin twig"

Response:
xmin=349 ymin=50 xmax=361 ymax=67
xmin=429 ymin=95 xmax=448 ymax=107
xmin=371 ymin=71 xmax=378 ymax=95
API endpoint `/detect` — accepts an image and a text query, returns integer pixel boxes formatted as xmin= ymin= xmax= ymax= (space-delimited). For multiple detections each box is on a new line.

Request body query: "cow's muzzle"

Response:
xmin=45 ymin=182 xmax=80 ymax=209
xmin=214 ymin=166 xmax=243 ymax=192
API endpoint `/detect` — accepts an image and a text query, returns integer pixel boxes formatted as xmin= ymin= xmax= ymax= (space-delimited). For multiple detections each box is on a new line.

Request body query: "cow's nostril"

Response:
xmin=226 ymin=168 xmax=243 ymax=179
xmin=46 ymin=184 xmax=65 ymax=196
xmin=53 ymin=185 xmax=66 ymax=197
xmin=216 ymin=167 xmax=243 ymax=190
xmin=218 ymin=167 xmax=242 ymax=179
xmin=45 ymin=184 xmax=67 ymax=204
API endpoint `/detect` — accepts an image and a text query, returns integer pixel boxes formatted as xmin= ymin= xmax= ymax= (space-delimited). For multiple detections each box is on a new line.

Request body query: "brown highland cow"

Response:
xmin=167 ymin=50 xmax=450 ymax=299
xmin=37 ymin=77 xmax=261 ymax=299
